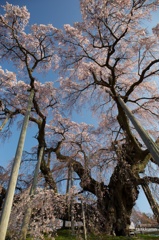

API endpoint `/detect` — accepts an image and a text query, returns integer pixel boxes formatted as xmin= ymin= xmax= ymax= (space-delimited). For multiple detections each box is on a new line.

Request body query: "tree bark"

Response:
xmin=107 ymin=161 xmax=138 ymax=236
xmin=53 ymin=142 xmax=139 ymax=236
xmin=0 ymin=113 xmax=11 ymax=131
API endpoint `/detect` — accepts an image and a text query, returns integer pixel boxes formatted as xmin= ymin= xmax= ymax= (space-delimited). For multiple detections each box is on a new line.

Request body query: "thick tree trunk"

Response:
xmin=53 ymin=142 xmax=140 ymax=236
xmin=106 ymin=161 xmax=139 ymax=236
xmin=82 ymin=160 xmax=139 ymax=236
xmin=68 ymin=162 xmax=138 ymax=236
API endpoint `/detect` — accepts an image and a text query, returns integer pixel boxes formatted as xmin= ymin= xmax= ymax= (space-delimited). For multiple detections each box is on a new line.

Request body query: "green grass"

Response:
xmin=135 ymin=235 xmax=159 ymax=240
xmin=55 ymin=229 xmax=77 ymax=240
xmin=23 ymin=229 xmax=159 ymax=240
xmin=54 ymin=229 xmax=159 ymax=240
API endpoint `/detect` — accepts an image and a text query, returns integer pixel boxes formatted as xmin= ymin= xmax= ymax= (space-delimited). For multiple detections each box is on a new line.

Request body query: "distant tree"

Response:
xmin=131 ymin=207 xmax=158 ymax=226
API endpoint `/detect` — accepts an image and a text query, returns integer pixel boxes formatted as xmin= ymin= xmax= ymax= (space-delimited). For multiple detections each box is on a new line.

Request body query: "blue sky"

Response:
xmin=0 ymin=0 xmax=157 ymax=214
xmin=0 ymin=0 xmax=82 ymax=166
xmin=0 ymin=0 xmax=81 ymax=27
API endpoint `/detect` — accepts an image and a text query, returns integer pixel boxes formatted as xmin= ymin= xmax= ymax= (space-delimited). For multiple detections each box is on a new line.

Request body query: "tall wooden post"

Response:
xmin=20 ymin=146 xmax=44 ymax=240
xmin=117 ymin=96 xmax=159 ymax=165
xmin=0 ymin=89 xmax=34 ymax=240
xmin=81 ymin=198 xmax=87 ymax=240
xmin=70 ymin=165 xmax=75 ymax=235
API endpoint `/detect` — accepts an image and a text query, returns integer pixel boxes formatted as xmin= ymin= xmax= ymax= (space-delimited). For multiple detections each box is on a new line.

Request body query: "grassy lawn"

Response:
xmin=21 ymin=229 xmax=159 ymax=240
xmin=54 ymin=229 xmax=159 ymax=240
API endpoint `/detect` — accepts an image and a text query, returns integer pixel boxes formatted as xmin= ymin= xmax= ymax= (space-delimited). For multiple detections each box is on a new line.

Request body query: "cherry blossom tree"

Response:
xmin=8 ymin=188 xmax=64 ymax=239
xmin=55 ymin=0 xmax=159 ymax=235
xmin=131 ymin=207 xmax=158 ymax=226
xmin=1 ymin=1 xmax=159 ymax=239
